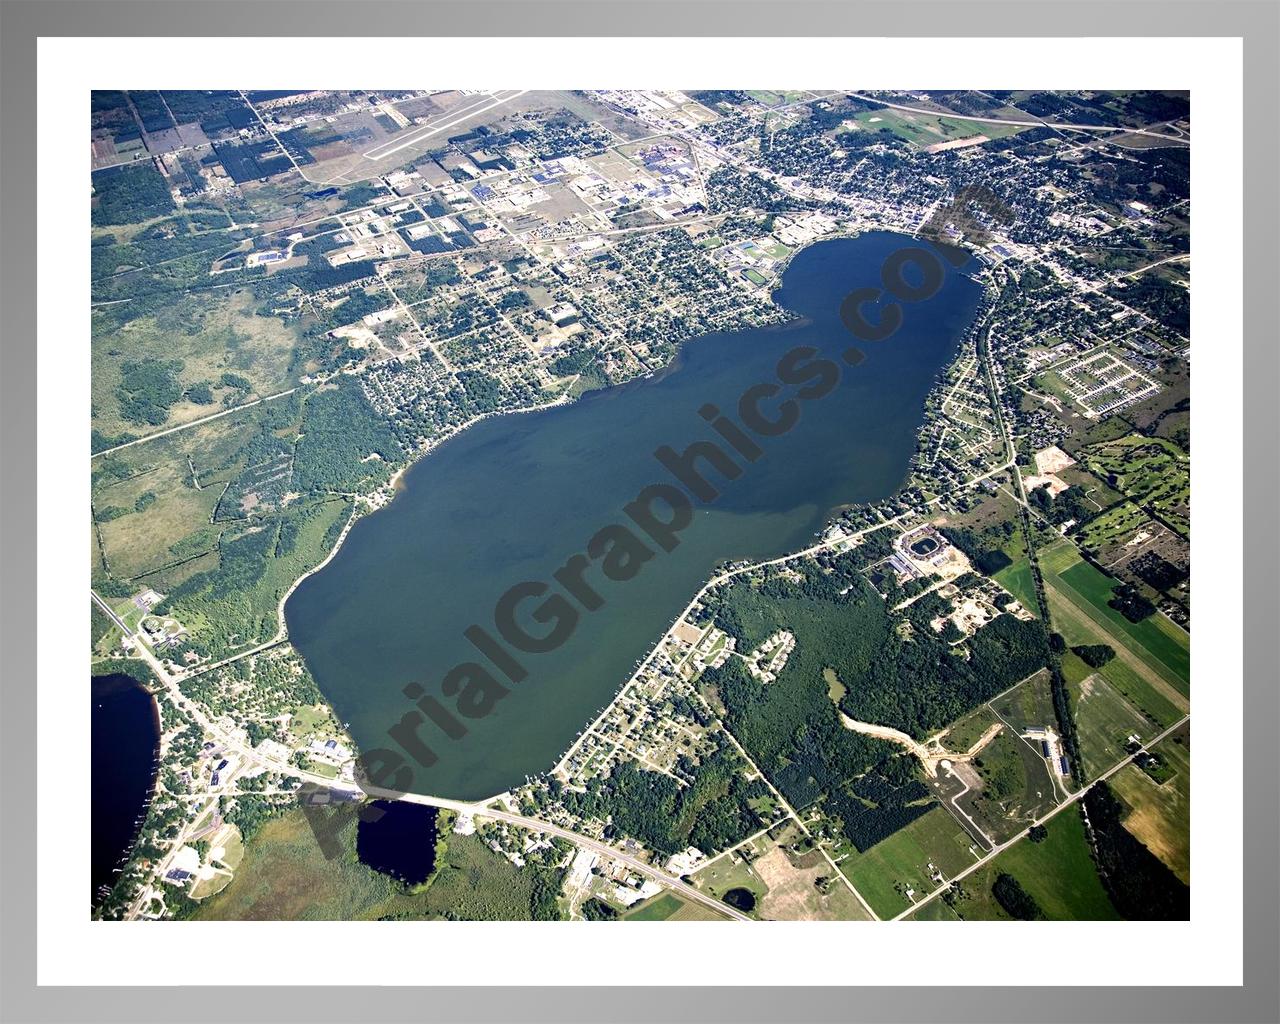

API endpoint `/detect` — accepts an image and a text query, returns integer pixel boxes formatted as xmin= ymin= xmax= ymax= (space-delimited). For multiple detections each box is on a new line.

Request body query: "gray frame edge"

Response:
xmin=0 ymin=2 xmax=1275 ymax=1022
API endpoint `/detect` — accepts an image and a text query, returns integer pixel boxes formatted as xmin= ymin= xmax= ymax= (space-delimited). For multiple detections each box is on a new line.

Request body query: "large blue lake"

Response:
xmin=286 ymin=232 xmax=982 ymax=800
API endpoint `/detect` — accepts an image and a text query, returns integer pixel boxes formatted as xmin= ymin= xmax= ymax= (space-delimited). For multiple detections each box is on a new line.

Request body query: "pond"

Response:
xmin=356 ymin=800 xmax=439 ymax=885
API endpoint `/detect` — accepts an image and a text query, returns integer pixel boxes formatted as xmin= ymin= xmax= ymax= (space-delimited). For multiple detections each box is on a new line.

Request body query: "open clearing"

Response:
xmin=1070 ymin=671 xmax=1157 ymax=780
xmin=910 ymin=808 xmax=1117 ymax=921
xmin=838 ymin=806 xmax=980 ymax=920
xmin=753 ymin=842 xmax=872 ymax=921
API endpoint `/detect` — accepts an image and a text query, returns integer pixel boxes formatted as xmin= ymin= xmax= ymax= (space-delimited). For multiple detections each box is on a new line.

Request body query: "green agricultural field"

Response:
xmin=1069 ymin=672 xmax=1157 ymax=780
xmin=1040 ymin=542 xmax=1189 ymax=700
xmin=1056 ymin=560 xmax=1189 ymax=691
xmin=624 ymin=891 xmax=684 ymax=920
xmin=913 ymin=808 xmax=1118 ymax=921
xmin=1110 ymin=725 xmax=1190 ymax=884
xmin=839 ymin=806 xmax=980 ymax=919
xmin=1097 ymin=657 xmax=1183 ymax=728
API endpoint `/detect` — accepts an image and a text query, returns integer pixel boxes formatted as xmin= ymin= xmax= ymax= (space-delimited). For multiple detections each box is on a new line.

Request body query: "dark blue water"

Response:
xmin=92 ymin=672 xmax=160 ymax=908
xmin=286 ymin=233 xmax=983 ymax=800
xmin=356 ymin=801 xmax=439 ymax=885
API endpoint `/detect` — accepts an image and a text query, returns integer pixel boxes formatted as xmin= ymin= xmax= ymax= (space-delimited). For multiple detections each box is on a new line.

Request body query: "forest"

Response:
xmin=823 ymin=757 xmax=936 ymax=852
xmin=115 ymin=357 xmax=185 ymax=426
xmin=92 ymin=162 xmax=175 ymax=226
xmin=292 ymin=378 xmax=403 ymax=493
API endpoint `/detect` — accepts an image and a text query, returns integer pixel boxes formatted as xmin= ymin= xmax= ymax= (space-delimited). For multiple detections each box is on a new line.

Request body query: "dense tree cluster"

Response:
xmin=824 ymin=759 xmax=935 ymax=852
xmin=1027 ymin=484 xmax=1097 ymax=528
xmin=293 ymin=379 xmax=402 ymax=493
xmin=991 ymin=872 xmax=1044 ymax=920
xmin=116 ymin=357 xmax=185 ymax=425
xmin=579 ymin=898 xmax=619 ymax=921
xmin=1072 ymin=644 xmax=1115 ymax=669
xmin=1108 ymin=583 xmax=1157 ymax=623
xmin=91 ymin=162 xmax=176 ymax=226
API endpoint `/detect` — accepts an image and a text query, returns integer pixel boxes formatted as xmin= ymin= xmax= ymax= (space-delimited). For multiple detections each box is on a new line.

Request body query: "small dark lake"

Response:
xmin=723 ymin=887 xmax=757 ymax=912
xmin=287 ymin=232 xmax=983 ymax=800
xmin=356 ymin=800 xmax=439 ymax=885
xmin=91 ymin=672 xmax=160 ymax=908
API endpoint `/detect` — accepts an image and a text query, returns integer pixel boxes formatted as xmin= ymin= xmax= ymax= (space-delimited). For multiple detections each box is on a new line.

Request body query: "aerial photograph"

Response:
xmin=88 ymin=88 xmax=1191 ymax=924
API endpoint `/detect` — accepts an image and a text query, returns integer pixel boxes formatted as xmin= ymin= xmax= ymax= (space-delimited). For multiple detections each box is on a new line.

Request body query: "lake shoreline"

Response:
xmin=285 ymin=232 xmax=986 ymax=799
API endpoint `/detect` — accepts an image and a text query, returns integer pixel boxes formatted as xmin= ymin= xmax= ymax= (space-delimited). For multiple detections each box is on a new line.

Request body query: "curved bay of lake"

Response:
xmin=286 ymin=232 xmax=983 ymax=800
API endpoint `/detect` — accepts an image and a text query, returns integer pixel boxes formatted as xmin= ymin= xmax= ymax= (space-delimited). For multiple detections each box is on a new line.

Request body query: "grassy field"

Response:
xmin=92 ymin=404 xmax=284 ymax=579
xmin=623 ymin=892 xmax=684 ymax=920
xmin=959 ymin=726 xmax=1060 ymax=843
xmin=1110 ymin=724 xmax=1190 ymax=884
xmin=941 ymin=703 xmax=1002 ymax=752
xmin=1069 ymin=672 xmax=1157 ymax=780
xmin=994 ymin=558 xmax=1039 ymax=617
xmin=838 ymin=806 xmax=980 ymax=919
xmin=988 ymin=669 xmax=1057 ymax=734
xmin=192 ymin=809 xmax=548 ymax=921
xmin=852 ymin=108 xmax=1025 ymax=148
xmin=92 ymin=290 xmax=307 ymax=439
xmin=191 ymin=808 xmax=406 ymax=920
xmin=691 ymin=850 xmax=768 ymax=918
xmin=911 ymin=807 xmax=1118 ymax=921
xmin=744 ymin=827 xmax=873 ymax=921
xmin=623 ymin=890 xmax=727 ymax=921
